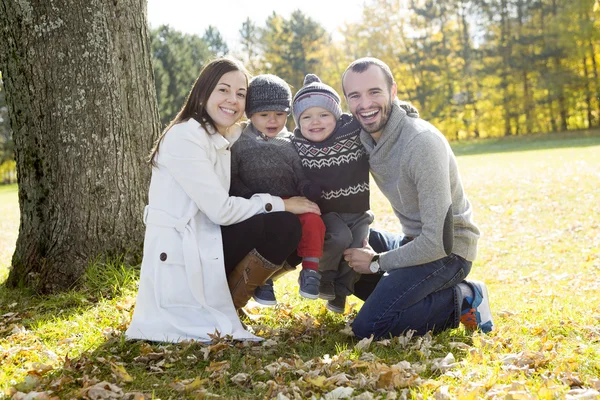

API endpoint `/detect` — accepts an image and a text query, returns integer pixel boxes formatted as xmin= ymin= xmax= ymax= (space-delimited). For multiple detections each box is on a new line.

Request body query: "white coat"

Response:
xmin=125 ymin=118 xmax=285 ymax=343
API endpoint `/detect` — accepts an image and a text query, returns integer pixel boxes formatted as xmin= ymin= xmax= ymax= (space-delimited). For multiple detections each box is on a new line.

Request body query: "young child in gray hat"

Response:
xmin=229 ymin=74 xmax=326 ymax=304
xmin=291 ymin=74 xmax=419 ymax=313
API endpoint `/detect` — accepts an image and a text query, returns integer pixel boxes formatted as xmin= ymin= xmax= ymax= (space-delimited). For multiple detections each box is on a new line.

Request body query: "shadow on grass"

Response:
xmin=451 ymin=129 xmax=600 ymax=157
xmin=0 ymin=259 xmax=140 ymax=340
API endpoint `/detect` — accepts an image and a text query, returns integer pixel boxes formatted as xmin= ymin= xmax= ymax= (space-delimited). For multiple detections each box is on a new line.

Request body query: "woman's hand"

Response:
xmin=283 ymin=196 xmax=321 ymax=215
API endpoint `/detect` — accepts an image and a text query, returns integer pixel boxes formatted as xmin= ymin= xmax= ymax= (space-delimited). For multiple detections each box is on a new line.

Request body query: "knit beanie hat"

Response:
xmin=292 ymin=74 xmax=342 ymax=126
xmin=245 ymin=74 xmax=292 ymax=117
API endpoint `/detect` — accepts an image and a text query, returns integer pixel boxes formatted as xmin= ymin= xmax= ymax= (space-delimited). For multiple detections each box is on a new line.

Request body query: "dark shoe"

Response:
xmin=318 ymin=280 xmax=336 ymax=300
xmin=227 ymin=249 xmax=281 ymax=309
xmin=253 ymin=279 xmax=277 ymax=306
xmin=326 ymin=294 xmax=346 ymax=314
xmin=298 ymin=269 xmax=321 ymax=299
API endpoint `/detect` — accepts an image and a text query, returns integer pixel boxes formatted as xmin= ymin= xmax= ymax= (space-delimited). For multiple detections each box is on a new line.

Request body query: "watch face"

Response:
xmin=369 ymin=261 xmax=379 ymax=273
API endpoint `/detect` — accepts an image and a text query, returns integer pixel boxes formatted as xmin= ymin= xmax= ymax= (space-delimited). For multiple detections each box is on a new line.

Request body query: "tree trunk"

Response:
xmin=0 ymin=0 xmax=160 ymax=292
xmin=588 ymin=31 xmax=600 ymax=126
xmin=500 ymin=0 xmax=513 ymax=136
xmin=582 ymin=51 xmax=593 ymax=128
xmin=517 ymin=0 xmax=533 ymax=134
xmin=551 ymin=0 xmax=568 ymax=131
xmin=540 ymin=1 xmax=557 ymax=132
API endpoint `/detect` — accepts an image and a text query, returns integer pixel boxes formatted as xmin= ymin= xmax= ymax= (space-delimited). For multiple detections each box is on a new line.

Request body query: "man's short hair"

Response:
xmin=342 ymin=57 xmax=395 ymax=96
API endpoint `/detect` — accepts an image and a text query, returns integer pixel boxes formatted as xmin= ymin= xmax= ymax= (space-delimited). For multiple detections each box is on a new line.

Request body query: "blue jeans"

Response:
xmin=352 ymin=228 xmax=472 ymax=339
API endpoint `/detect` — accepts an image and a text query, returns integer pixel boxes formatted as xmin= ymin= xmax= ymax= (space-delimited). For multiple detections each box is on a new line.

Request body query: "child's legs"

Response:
xmin=334 ymin=211 xmax=374 ymax=295
xmin=296 ymin=213 xmax=326 ymax=260
xmin=320 ymin=213 xmax=353 ymax=281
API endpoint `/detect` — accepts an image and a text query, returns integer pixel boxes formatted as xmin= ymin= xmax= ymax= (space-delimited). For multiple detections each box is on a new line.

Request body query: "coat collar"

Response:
xmin=188 ymin=117 xmax=230 ymax=150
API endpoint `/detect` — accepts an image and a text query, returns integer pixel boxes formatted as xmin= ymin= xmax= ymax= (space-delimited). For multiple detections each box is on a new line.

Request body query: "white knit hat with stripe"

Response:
xmin=292 ymin=74 xmax=342 ymax=126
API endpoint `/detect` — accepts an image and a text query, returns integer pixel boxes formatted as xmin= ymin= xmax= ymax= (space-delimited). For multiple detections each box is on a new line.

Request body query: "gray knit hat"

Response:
xmin=245 ymin=74 xmax=292 ymax=117
xmin=292 ymin=74 xmax=342 ymax=126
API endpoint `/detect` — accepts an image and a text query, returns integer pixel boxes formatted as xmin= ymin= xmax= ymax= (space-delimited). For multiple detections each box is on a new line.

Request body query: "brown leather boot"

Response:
xmin=227 ymin=249 xmax=282 ymax=309
xmin=270 ymin=260 xmax=297 ymax=281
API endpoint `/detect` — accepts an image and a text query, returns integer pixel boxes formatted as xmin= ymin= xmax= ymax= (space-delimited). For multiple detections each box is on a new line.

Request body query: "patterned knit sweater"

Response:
xmin=292 ymin=113 xmax=370 ymax=214
xmin=230 ymin=123 xmax=318 ymax=200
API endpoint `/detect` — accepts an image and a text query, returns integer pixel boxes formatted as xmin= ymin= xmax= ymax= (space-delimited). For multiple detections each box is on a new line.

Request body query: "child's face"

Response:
xmin=250 ymin=111 xmax=288 ymax=138
xmin=299 ymin=107 xmax=336 ymax=143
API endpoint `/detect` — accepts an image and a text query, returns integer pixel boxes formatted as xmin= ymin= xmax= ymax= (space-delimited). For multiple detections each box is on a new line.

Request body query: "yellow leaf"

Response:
xmin=110 ymin=362 xmax=133 ymax=383
xmin=306 ymin=375 xmax=327 ymax=388
xmin=184 ymin=377 xmax=208 ymax=392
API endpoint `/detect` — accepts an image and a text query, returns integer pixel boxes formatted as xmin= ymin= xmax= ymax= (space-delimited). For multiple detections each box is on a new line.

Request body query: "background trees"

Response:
xmin=2 ymin=0 xmax=597 ymax=164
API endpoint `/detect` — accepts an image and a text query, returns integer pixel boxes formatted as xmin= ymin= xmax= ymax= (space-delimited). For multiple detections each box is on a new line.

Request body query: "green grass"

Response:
xmin=1 ymin=131 xmax=599 ymax=399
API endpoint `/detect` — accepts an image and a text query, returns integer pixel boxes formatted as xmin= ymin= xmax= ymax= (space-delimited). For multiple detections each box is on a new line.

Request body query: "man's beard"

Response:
xmin=358 ymin=100 xmax=393 ymax=134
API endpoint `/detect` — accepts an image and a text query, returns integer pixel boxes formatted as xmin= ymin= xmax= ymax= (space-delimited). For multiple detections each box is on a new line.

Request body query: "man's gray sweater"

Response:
xmin=360 ymin=100 xmax=480 ymax=271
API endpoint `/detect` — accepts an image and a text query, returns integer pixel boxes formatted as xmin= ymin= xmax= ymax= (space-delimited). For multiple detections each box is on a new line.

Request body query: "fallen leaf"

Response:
xmin=324 ymin=386 xmax=354 ymax=399
xmin=110 ymin=362 xmax=134 ymax=383
xmin=431 ymin=353 xmax=458 ymax=372
xmin=355 ymin=335 xmax=374 ymax=351
xmin=434 ymin=385 xmax=452 ymax=400
xmin=566 ymin=388 xmax=600 ymax=399
xmin=184 ymin=377 xmax=208 ymax=392
xmin=205 ymin=360 xmax=230 ymax=373
xmin=83 ymin=381 xmax=124 ymax=400
xmin=306 ymin=375 xmax=327 ymax=388
xmin=325 ymin=373 xmax=351 ymax=386
xmin=230 ymin=373 xmax=250 ymax=386
xmin=262 ymin=339 xmax=278 ymax=347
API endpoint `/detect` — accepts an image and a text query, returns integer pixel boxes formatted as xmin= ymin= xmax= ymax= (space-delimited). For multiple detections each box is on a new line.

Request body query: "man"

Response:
xmin=341 ymin=57 xmax=493 ymax=339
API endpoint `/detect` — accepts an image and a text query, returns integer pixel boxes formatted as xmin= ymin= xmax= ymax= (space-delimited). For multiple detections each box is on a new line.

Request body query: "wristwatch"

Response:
xmin=369 ymin=254 xmax=380 ymax=273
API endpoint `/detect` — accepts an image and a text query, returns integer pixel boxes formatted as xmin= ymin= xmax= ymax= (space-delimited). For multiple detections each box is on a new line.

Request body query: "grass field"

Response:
xmin=0 ymin=131 xmax=599 ymax=399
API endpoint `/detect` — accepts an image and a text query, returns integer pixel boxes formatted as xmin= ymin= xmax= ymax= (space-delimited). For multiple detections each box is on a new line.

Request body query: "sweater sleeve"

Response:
xmin=289 ymin=141 xmax=321 ymax=202
xmin=160 ymin=127 xmax=284 ymax=226
xmin=379 ymin=132 xmax=453 ymax=271
xmin=229 ymin=141 xmax=254 ymax=199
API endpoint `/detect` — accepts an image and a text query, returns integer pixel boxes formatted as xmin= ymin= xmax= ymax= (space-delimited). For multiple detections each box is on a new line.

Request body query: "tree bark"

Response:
xmin=551 ymin=0 xmax=568 ymax=131
xmin=500 ymin=0 xmax=513 ymax=136
xmin=0 ymin=0 xmax=160 ymax=292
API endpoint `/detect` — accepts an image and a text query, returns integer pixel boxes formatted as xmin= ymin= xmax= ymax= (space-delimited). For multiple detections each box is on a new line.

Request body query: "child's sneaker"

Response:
xmin=253 ymin=279 xmax=277 ymax=306
xmin=460 ymin=281 xmax=494 ymax=333
xmin=326 ymin=294 xmax=346 ymax=314
xmin=319 ymin=280 xmax=336 ymax=300
xmin=298 ymin=269 xmax=321 ymax=299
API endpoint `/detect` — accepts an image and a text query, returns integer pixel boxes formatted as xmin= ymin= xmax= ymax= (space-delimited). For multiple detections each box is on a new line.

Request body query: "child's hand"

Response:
xmin=283 ymin=197 xmax=321 ymax=215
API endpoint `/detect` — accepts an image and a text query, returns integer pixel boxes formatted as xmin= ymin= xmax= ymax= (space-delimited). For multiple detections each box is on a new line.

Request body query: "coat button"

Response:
xmin=265 ymin=203 xmax=272 ymax=212
xmin=160 ymin=252 xmax=167 ymax=261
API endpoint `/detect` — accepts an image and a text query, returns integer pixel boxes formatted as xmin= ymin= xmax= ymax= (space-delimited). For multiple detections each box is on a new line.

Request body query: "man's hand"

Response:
xmin=343 ymin=239 xmax=378 ymax=274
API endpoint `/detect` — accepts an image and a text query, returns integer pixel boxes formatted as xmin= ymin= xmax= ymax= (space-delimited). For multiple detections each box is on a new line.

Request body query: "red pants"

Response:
xmin=296 ymin=213 xmax=325 ymax=258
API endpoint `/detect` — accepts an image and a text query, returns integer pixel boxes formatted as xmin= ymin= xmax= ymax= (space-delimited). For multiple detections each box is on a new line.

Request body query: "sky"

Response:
xmin=147 ymin=0 xmax=366 ymax=51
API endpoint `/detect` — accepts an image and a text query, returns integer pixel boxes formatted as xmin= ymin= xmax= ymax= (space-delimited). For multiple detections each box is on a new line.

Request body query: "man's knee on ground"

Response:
xmin=351 ymin=313 xmax=376 ymax=339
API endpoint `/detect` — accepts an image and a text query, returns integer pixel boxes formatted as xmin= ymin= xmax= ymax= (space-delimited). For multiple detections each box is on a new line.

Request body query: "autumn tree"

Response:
xmin=239 ymin=18 xmax=262 ymax=74
xmin=0 ymin=0 xmax=160 ymax=292
xmin=151 ymin=25 xmax=211 ymax=128
xmin=203 ymin=25 xmax=229 ymax=57
xmin=260 ymin=11 xmax=328 ymax=92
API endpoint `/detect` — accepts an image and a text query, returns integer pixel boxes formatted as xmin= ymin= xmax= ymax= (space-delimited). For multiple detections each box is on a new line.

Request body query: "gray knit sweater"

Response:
xmin=361 ymin=100 xmax=480 ymax=271
xmin=230 ymin=123 xmax=315 ymax=199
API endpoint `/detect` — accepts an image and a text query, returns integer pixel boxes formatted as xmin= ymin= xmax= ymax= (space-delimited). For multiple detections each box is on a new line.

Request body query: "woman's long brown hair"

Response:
xmin=149 ymin=57 xmax=250 ymax=165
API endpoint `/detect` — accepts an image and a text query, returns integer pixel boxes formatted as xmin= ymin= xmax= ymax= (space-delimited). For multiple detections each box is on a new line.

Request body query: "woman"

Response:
xmin=126 ymin=58 xmax=320 ymax=343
